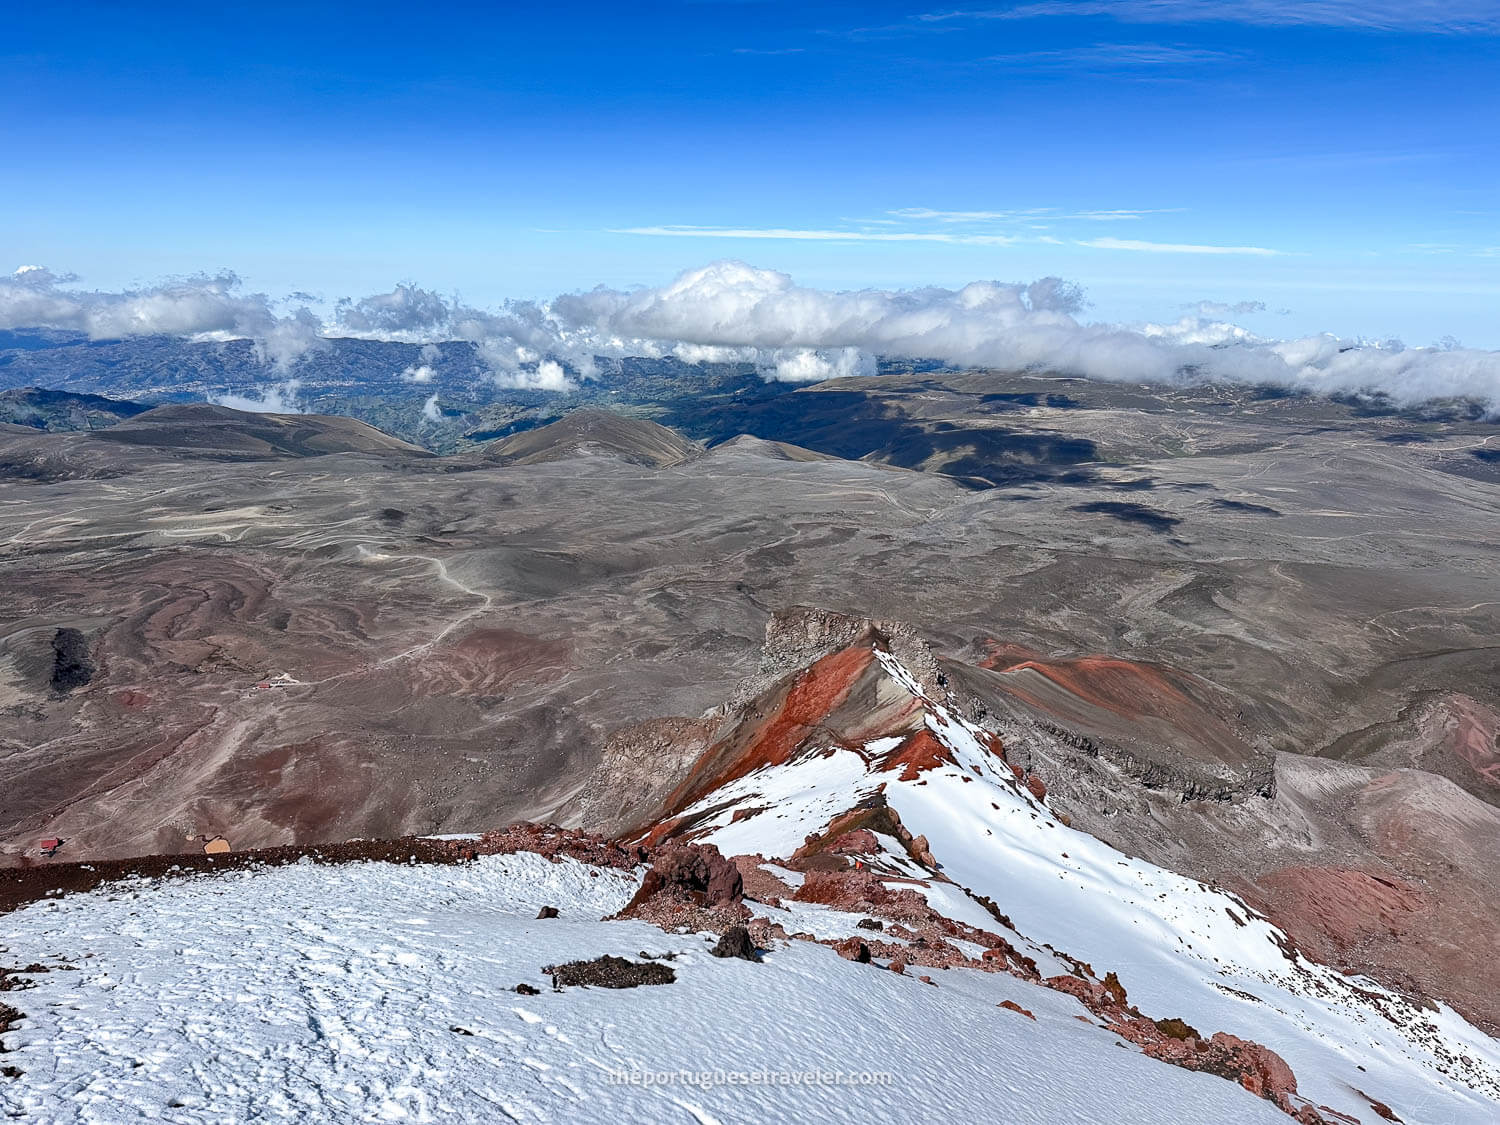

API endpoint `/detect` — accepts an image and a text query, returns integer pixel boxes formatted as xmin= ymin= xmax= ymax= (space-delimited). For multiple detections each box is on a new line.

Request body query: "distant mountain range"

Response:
xmin=1 ymin=329 xmax=1495 ymax=486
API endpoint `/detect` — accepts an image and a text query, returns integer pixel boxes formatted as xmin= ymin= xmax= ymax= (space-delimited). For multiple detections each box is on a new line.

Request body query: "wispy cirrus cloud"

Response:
xmin=919 ymin=1 xmax=1500 ymax=34
xmin=985 ymin=42 xmax=1239 ymax=69
xmin=890 ymin=206 xmax=1183 ymax=222
xmin=611 ymin=225 xmax=1026 ymax=246
xmin=615 ymin=223 xmax=1280 ymax=256
xmin=1079 ymin=236 xmax=1282 ymax=256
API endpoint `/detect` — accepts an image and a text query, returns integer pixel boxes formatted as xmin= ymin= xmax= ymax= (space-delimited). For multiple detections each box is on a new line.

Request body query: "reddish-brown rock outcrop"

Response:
xmin=1043 ymin=972 xmax=1325 ymax=1122
xmin=615 ymin=840 xmax=749 ymax=931
xmin=477 ymin=823 xmax=644 ymax=870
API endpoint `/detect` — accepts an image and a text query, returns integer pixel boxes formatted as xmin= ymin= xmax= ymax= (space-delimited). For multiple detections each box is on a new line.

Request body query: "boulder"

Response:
xmin=711 ymin=925 xmax=758 ymax=961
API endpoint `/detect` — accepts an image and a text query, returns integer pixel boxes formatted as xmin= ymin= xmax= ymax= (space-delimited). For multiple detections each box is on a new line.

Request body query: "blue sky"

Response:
xmin=4 ymin=1 xmax=1498 ymax=345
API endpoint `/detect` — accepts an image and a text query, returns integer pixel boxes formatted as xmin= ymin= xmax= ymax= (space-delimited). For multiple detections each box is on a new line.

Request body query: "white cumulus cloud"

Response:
xmin=0 ymin=267 xmax=322 ymax=370
xmin=209 ymin=380 xmax=305 ymax=414
xmin=7 ymin=261 xmax=1500 ymax=412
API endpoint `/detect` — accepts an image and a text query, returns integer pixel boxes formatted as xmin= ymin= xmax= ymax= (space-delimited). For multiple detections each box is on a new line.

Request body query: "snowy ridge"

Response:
xmin=1 ymin=854 xmax=1293 ymax=1124
xmin=676 ymin=647 xmax=1500 ymax=1124
xmin=3 ymin=645 xmax=1499 ymax=1123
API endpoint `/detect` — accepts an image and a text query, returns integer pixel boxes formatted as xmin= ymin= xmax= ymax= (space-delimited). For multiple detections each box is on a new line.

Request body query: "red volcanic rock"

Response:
xmin=789 ymin=870 xmax=1050 ymax=979
xmin=1046 ymin=973 xmax=1115 ymax=1009
xmin=478 ymin=823 xmax=643 ymax=869
xmin=889 ymin=959 xmax=907 ymax=975
xmin=794 ymin=868 xmax=888 ymax=909
xmin=1042 ymin=972 xmax=1323 ymax=1122
xmin=732 ymin=856 xmax=797 ymax=905
xmin=536 ymin=905 xmax=559 ymax=919
xmin=633 ymin=842 xmax=743 ymax=907
xmin=1154 ymin=1017 xmax=1202 ymax=1041
xmin=833 ymin=938 xmax=872 ymax=963
xmin=827 ymin=828 xmax=880 ymax=856
xmin=746 ymin=917 xmax=791 ymax=948
xmin=1101 ymin=971 xmax=1128 ymax=1006
xmin=981 ymin=648 xmax=1224 ymax=730
xmin=1025 ymin=774 xmax=1048 ymax=801
xmin=980 ymin=947 xmax=1020 ymax=970
xmin=998 ymin=1000 xmax=1035 ymax=1020
xmin=909 ymin=834 xmax=937 ymax=867
xmin=643 ymin=646 xmax=878 ymax=841
xmin=1204 ymin=1033 xmax=1297 ymax=1100
xmin=617 ymin=841 xmax=748 ymax=934
xmin=792 ymin=869 xmax=931 ymax=922
xmin=880 ymin=729 xmax=954 ymax=781
xmin=1358 ymin=1092 xmax=1402 ymax=1122
xmin=788 ymin=798 xmax=923 ymax=867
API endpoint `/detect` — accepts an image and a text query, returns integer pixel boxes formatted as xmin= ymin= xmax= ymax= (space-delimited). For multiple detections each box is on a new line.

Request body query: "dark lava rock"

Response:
xmin=514 ymin=984 xmax=541 ymax=996
xmin=536 ymin=906 xmax=559 ymax=919
xmin=710 ymin=925 xmax=758 ymax=961
xmin=50 ymin=628 xmax=94 ymax=692
xmin=856 ymin=918 xmax=884 ymax=931
xmin=549 ymin=955 xmax=676 ymax=989
xmin=644 ymin=842 xmax=743 ymax=906
xmin=450 ymin=1025 xmax=475 ymax=1035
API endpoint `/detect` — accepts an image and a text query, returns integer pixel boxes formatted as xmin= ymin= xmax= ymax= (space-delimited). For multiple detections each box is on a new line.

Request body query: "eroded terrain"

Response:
xmin=1 ymin=378 xmax=1497 ymax=1031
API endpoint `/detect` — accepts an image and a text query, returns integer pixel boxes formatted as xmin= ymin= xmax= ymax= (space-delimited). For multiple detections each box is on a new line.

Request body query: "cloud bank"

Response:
xmin=0 ymin=266 xmax=321 ymax=370
xmin=6 ymin=262 xmax=1500 ymax=411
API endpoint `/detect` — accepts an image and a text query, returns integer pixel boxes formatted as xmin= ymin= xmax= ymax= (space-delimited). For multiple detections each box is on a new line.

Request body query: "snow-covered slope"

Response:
xmin=0 ymin=853 xmax=1290 ymax=1125
xmin=5 ymin=639 xmax=1500 ymax=1124
xmin=668 ymin=647 xmax=1500 ymax=1125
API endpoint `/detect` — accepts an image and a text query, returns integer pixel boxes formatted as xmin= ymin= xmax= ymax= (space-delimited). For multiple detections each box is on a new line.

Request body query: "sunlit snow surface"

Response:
xmin=4 ymin=648 xmax=1499 ymax=1123
xmin=683 ymin=649 xmax=1500 ymax=1124
xmin=0 ymin=853 xmax=1289 ymax=1124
